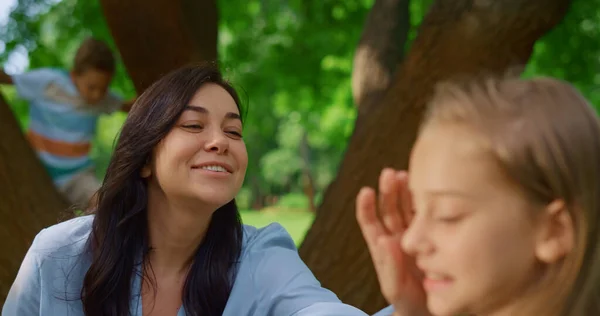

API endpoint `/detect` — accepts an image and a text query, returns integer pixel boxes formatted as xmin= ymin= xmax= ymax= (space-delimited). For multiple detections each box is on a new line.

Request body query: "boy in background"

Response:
xmin=0 ymin=37 xmax=134 ymax=209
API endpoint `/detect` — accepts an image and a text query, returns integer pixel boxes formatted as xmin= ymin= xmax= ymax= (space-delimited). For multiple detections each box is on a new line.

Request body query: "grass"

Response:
xmin=239 ymin=209 xmax=315 ymax=246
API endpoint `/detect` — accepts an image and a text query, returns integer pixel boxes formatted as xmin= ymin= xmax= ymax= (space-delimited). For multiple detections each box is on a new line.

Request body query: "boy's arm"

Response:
xmin=0 ymin=69 xmax=13 ymax=84
xmin=120 ymin=97 xmax=136 ymax=113
xmin=8 ymin=68 xmax=60 ymax=101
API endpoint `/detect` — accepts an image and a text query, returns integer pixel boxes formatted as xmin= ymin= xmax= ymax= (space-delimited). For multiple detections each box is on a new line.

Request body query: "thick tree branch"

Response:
xmin=99 ymin=0 xmax=218 ymax=93
xmin=300 ymin=0 xmax=572 ymax=313
xmin=0 ymin=93 xmax=67 ymax=304
xmin=352 ymin=0 xmax=411 ymax=111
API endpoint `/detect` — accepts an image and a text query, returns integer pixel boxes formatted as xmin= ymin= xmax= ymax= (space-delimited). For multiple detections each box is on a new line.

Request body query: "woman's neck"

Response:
xmin=145 ymin=187 xmax=214 ymax=277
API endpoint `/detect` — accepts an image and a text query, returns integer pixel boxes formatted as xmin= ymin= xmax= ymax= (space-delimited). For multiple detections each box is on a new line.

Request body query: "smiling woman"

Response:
xmin=2 ymin=63 xmax=390 ymax=316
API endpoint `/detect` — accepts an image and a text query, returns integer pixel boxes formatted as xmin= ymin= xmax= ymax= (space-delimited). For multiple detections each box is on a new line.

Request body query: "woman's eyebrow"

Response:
xmin=185 ymin=105 xmax=241 ymax=121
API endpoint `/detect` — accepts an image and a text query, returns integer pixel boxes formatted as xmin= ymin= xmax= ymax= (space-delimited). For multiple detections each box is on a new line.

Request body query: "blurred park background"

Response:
xmin=2 ymin=0 xmax=598 ymax=244
xmin=0 ymin=0 xmax=597 ymax=312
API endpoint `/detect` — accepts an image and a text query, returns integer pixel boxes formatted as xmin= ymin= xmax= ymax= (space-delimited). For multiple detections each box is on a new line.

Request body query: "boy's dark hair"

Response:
xmin=73 ymin=37 xmax=116 ymax=74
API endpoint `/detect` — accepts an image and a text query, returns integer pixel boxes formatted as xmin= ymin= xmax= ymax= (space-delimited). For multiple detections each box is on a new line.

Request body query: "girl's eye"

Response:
xmin=435 ymin=214 xmax=464 ymax=224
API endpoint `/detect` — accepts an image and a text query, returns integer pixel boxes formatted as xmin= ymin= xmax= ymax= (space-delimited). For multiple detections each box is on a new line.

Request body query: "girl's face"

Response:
xmin=404 ymin=122 xmax=571 ymax=316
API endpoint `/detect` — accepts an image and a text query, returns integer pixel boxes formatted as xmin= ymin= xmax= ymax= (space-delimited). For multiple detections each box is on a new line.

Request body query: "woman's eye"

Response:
xmin=182 ymin=124 xmax=203 ymax=130
xmin=227 ymin=131 xmax=243 ymax=138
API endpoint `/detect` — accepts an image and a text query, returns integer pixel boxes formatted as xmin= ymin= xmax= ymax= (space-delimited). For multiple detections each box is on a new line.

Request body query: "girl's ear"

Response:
xmin=534 ymin=199 xmax=574 ymax=263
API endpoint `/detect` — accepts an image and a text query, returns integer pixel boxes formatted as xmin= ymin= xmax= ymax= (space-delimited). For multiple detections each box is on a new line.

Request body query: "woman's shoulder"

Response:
xmin=228 ymin=224 xmax=371 ymax=315
xmin=31 ymin=214 xmax=94 ymax=258
xmin=241 ymin=222 xmax=296 ymax=255
xmin=237 ymin=222 xmax=310 ymax=291
xmin=3 ymin=215 xmax=94 ymax=315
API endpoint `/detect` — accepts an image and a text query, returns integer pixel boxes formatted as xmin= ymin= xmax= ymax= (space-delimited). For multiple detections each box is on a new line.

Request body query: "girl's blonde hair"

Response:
xmin=422 ymin=75 xmax=600 ymax=315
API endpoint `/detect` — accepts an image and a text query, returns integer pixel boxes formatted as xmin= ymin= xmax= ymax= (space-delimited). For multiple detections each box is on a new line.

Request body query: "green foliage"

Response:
xmin=219 ymin=0 xmax=377 ymax=201
xmin=522 ymin=0 xmax=600 ymax=109
xmin=235 ymin=187 xmax=253 ymax=210
xmin=0 ymin=85 xmax=28 ymax=128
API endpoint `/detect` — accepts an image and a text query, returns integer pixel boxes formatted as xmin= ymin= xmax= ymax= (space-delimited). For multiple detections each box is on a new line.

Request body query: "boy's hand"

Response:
xmin=120 ymin=97 xmax=136 ymax=112
xmin=357 ymin=169 xmax=431 ymax=316
xmin=0 ymin=69 xmax=13 ymax=85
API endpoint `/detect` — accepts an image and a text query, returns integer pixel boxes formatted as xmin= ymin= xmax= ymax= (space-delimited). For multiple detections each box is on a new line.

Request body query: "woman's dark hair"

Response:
xmin=81 ymin=63 xmax=244 ymax=316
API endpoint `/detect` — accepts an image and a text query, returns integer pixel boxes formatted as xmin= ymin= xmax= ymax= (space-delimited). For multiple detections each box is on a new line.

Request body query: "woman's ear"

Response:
xmin=140 ymin=156 xmax=152 ymax=178
xmin=534 ymin=199 xmax=574 ymax=263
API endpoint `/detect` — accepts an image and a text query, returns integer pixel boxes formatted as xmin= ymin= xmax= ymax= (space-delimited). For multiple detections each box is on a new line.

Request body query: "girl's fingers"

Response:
xmin=379 ymin=168 xmax=405 ymax=234
xmin=375 ymin=236 xmax=405 ymax=304
xmin=397 ymin=171 xmax=413 ymax=229
xmin=357 ymin=187 xmax=384 ymax=254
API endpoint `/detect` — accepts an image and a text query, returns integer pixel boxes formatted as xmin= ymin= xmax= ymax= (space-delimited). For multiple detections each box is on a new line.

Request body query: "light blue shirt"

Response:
xmin=2 ymin=215 xmax=394 ymax=316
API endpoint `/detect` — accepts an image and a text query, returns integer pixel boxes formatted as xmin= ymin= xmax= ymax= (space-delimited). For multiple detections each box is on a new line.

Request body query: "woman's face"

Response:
xmin=143 ymin=83 xmax=247 ymax=210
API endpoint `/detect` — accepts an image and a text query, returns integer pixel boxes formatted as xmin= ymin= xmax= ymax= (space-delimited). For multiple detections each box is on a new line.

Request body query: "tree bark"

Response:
xmin=300 ymin=131 xmax=317 ymax=212
xmin=0 ymin=94 xmax=68 ymax=304
xmin=99 ymin=0 xmax=218 ymax=93
xmin=352 ymin=0 xmax=411 ymax=112
xmin=299 ymin=0 xmax=572 ymax=313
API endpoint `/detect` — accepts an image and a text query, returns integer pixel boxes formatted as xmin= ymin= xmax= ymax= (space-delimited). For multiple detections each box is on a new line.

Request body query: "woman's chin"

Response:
xmin=191 ymin=192 xmax=236 ymax=210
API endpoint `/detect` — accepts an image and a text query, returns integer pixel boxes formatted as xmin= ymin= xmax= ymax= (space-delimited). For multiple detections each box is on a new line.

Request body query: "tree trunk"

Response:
xmin=250 ymin=176 xmax=265 ymax=210
xmin=99 ymin=0 xmax=218 ymax=93
xmin=0 ymin=94 xmax=68 ymax=304
xmin=299 ymin=0 xmax=572 ymax=313
xmin=352 ymin=0 xmax=411 ymax=112
xmin=300 ymin=131 xmax=316 ymax=212
xmin=0 ymin=0 xmax=218 ymax=305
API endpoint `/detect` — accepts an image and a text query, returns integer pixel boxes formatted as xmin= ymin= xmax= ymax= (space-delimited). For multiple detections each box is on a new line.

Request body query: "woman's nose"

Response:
xmin=203 ymin=130 xmax=229 ymax=154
